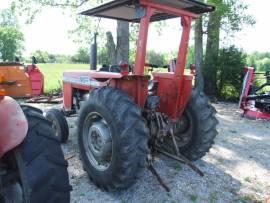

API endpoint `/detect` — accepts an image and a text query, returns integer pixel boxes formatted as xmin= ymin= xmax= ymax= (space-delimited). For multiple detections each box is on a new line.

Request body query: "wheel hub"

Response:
xmin=82 ymin=112 xmax=113 ymax=171
xmin=88 ymin=122 xmax=112 ymax=163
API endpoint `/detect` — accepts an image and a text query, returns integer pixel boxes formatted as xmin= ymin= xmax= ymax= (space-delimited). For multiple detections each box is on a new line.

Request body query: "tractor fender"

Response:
xmin=0 ymin=96 xmax=28 ymax=158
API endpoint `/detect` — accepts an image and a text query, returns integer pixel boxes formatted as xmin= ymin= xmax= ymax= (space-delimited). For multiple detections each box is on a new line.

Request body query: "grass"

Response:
xmin=189 ymin=194 xmax=198 ymax=202
xmin=175 ymin=163 xmax=182 ymax=171
xmin=39 ymin=63 xmax=89 ymax=93
xmin=239 ymin=194 xmax=262 ymax=203
xmin=210 ymin=192 xmax=218 ymax=203
xmin=244 ymin=177 xmax=252 ymax=183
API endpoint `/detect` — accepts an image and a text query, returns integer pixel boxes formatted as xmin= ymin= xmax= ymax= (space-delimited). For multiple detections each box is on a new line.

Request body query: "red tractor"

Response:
xmin=50 ymin=0 xmax=218 ymax=191
xmin=0 ymin=92 xmax=71 ymax=202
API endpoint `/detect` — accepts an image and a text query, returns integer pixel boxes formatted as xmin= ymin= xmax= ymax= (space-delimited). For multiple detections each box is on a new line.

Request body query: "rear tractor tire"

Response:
xmin=171 ymin=90 xmax=218 ymax=160
xmin=46 ymin=108 xmax=69 ymax=143
xmin=77 ymin=87 xmax=149 ymax=191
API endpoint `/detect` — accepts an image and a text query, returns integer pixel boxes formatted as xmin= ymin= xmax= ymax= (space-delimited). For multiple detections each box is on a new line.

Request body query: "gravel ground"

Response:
xmin=29 ymin=102 xmax=270 ymax=203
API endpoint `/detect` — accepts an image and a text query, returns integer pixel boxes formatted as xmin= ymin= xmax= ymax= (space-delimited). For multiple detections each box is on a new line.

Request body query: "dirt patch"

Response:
xmin=29 ymin=102 xmax=270 ymax=203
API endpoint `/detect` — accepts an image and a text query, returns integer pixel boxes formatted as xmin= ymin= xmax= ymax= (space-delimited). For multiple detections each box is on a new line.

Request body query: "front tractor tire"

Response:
xmin=78 ymin=87 xmax=149 ymax=191
xmin=173 ymin=90 xmax=218 ymax=160
xmin=46 ymin=108 xmax=69 ymax=143
xmin=0 ymin=107 xmax=71 ymax=202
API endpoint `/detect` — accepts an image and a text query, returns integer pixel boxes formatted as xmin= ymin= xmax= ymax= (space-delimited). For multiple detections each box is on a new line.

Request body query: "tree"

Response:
xmin=258 ymin=58 xmax=270 ymax=72
xmin=32 ymin=50 xmax=50 ymax=63
xmin=194 ymin=0 xmax=204 ymax=90
xmin=0 ymin=5 xmax=24 ymax=61
xmin=201 ymin=0 xmax=255 ymax=97
xmin=71 ymin=47 xmax=89 ymax=63
xmin=0 ymin=3 xmax=18 ymax=27
xmin=146 ymin=50 xmax=166 ymax=66
xmin=0 ymin=27 xmax=24 ymax=61
xmin=203 ymin=0 xmax=223 ymax=97
xmin=216 ymin=46 xmax=246 ymax=98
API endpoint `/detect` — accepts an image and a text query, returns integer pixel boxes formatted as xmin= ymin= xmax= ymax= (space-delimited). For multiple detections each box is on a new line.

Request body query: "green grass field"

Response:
xmin=39 ymin=63 xmax=89 ymax=93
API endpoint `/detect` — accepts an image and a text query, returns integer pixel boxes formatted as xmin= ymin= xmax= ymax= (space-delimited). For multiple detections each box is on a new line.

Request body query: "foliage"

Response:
xmin=146 ymin=50 xmax=167 ymax=66
xmin=0 ymin=5 xmax=24 ymax=61
xmin=247 ymin=52 xmax=270 ymax=72
xmin=258 ymin=58 xmax=270 ymax=72
xmin=202 ymin=0 xmax=255 ymax=97
xmin=97 ymin=47 xmax=110 ymax=65
xmin=216 ymin=46 xmax=246 ymax=99
xmin=0 ymin=26 xmax=24 ymax=61
xmin=0 ymin=5 xmax=18 ymax=28
xmin=207 ymin=0 xmax=255 ymax=41
xmin=186 ymin=46 xmax=195 ymax=68
xmin=32 ymin=50 xmax=50 ymax=63
xmin=71 ymin=47 xmax=89 ymax=63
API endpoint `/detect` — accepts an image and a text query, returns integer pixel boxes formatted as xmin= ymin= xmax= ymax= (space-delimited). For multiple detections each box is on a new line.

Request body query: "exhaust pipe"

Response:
xmin=90 ymin=32 xmax=98 ymax=70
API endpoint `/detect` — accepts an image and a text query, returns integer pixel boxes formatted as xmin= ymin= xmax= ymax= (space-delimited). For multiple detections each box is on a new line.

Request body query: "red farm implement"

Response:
xmin=239 ymin=67 xmax=270 ymax=119
xmin=49 ymin=0 xmax=218 ymax=191
xmin=0 ymin=57 xmax=44 ymax=98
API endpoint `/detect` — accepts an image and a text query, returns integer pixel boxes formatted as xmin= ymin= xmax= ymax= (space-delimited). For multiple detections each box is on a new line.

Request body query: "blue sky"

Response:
xmin=0 ymin=0 xmax=269 ymax=56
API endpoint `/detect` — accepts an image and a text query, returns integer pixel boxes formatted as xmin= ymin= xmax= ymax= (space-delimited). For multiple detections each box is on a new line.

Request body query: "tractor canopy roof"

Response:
xmin=81 ymin=0 xmax=215 ymax=22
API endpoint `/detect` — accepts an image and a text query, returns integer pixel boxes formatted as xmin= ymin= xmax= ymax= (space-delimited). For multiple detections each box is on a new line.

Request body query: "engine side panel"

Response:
xmin=62 ymin=70 xmax=148 ymax=111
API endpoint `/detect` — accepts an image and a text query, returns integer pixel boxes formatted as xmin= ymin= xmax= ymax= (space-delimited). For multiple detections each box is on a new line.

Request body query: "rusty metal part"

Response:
xmin=169 ymin=127 xmax=180 ymax=156
xmin=25 ymin=95 xmax=63 ymax=104
xmin=158 ymin=149 xmax=204 ymax=177
xmin=65 ymin=153 xmax=76 ymax=161
xmin=147 ymin=164 xmax=170 ymax=192
xmin=147 ymin=155 xmax=170 ymax=193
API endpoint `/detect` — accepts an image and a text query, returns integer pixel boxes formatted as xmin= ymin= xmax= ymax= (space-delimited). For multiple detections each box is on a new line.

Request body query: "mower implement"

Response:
xmin=239 ymin=67 xmax=270 ymax=119
xmin=60 ymin=0 xmax=218 ymax=191
xmin=0 ymin=60 xmax=44 ymax=98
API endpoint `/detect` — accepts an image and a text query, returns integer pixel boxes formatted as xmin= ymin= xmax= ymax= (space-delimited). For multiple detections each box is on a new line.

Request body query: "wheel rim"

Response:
xmin=47 ymin=116 xmax=61 ymax=139
xmin=52 ymin=120 xmax=60 ymax=138
xmin=82 ymin=112 xmax=113 ymax=171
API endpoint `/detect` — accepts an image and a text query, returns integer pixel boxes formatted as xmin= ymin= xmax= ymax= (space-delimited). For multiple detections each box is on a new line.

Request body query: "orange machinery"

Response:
xmin=0 ymin=62 xmax=44 ymax=98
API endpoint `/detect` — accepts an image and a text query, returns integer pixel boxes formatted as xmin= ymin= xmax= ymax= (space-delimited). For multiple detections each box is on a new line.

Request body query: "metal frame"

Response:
xmin=239 ymin=67 xmax=270 ymax=120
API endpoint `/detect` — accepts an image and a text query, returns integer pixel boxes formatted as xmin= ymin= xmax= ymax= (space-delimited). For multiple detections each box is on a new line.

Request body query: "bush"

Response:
xmin=146 ymin=50 xmax=166 ymax=66
xmin=257 ymin=58 xmax=270 ymax=72
xmin=71 ymin=48 xmax=89 ymax=63
xmin=98 ymin=47 xmax=110 ymax=65
xmin=217 ymin=46 xmax=246 ymax=99
xmin=32 ymin=50 xmax=49 ymax=63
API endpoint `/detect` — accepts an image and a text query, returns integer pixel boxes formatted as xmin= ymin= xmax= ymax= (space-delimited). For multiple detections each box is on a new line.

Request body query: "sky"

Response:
xmin=0 ymin=0 xmax=269 ymax=56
